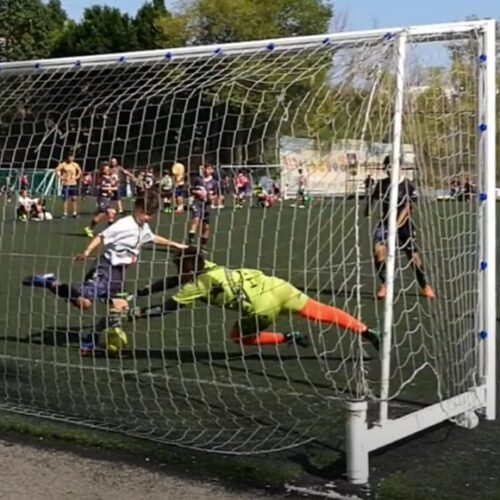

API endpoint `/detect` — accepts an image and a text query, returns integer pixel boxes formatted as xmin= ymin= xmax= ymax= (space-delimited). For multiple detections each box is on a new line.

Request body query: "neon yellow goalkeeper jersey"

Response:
xmin=172 ymin=261 xmax=308 ymax=318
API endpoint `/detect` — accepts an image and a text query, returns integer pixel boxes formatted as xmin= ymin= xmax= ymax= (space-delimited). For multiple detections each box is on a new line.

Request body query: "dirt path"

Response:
xmin=0 ymin=439 xmax=265 ymax=500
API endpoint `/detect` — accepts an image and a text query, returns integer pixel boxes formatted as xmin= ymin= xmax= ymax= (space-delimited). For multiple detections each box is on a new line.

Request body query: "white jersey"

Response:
xmin=99 ymin=215 xmax=155 ymax=266
xmin=18 ymin=195 xmax=38 ymax=210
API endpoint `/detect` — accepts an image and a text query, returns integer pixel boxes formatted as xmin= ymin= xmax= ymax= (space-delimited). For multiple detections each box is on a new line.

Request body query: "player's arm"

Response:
xmin=74 ymin=235 xmax=102 ymax=261
xmin=152 ymin=235 xmax=188 ymax=250
xmin=396 ymin=203 xmax=411 ymax=227
xmin=54 ymin=163 xmax=63 ymax=178
xmin=119 ymin=166 xmax=135 ymax=178
xmin=74 ymin=164 xmax=82 ymax=180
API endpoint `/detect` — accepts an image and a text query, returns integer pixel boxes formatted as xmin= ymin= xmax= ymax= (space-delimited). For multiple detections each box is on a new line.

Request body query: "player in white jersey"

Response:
xmin=23 ymin=193 xmax=186 ymax=351
xmin=17 ymin=189 xmax=45 ymax=220
xmin=293 ymin=168 xmax=307 ymax=208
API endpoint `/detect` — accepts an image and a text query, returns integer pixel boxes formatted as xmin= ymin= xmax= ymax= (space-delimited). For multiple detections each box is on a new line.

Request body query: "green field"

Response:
xmin=0 ymin=195 xmax=497 ymax=498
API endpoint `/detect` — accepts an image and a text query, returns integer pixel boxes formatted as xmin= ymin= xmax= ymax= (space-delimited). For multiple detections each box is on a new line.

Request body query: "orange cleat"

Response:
xmin=376 ymin=284 xmax=387 ymax=300
xmin=420 ymin=285 xmax=435 ymax=299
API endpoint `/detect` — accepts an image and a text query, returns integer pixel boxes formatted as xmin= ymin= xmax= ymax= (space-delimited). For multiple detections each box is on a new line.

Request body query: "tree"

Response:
xmin=134 ymin=0 xmax=170 ymax=50
xmin=53 ymin=6 xmax=138 ymax=57
xmin=181 ymin=0 xmax=333 ymax=45
xmin=45 ymin=0 xmax=69 ymax=49
xmin=0 ymin=0 xmax=53 ymax=61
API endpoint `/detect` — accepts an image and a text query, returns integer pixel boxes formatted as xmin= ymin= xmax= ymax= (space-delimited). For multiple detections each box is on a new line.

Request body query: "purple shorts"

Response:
xmin=78 ymin=260 xmax=126 ymax=302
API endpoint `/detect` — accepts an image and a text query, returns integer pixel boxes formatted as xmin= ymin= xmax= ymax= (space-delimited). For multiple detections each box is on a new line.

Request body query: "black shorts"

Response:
xmin=373 ymin=222 xmax=418 ymax=252
xmin=96 ymin=197 xmax=113 ymax=213
xmin=161 ymin=188 xmax=172 ymax=198
xmin=112 ymin=190 xmax=121 ymax=201
xmin=78 ymin=260 xmax=125 ymax=302
xmin=191 ymin=202 xmax=210 ymax=223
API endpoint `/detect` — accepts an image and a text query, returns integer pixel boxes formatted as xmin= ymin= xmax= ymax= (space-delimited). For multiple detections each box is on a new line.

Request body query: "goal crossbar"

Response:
xmin=0 ymin=20 xmax=492 ymax=72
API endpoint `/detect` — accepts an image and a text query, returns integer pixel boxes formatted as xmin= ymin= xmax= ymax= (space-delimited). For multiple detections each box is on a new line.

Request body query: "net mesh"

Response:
xmin=0 ymin=27 xmax=488 ymax=453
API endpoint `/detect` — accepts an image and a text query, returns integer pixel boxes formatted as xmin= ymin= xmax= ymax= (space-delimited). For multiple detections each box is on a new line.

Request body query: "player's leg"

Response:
xmin=175 ymin=186 xmax=184 ymax=214
xmin=187 ymin=213 xmax=200 ymax=245
xmin=70 ymin=191 xmax=78 ymax=218
xmin=275 ymin=278 xmax=380 ymax=349
xmin=85 ymin=208 xmax=105 ymax=238
xmin=229 ymin=314 xmax=305 ymax=347
xmin=400 ymin=226 xmax=435 ymax=298
xmin=106 ymin=206 xmax=116 ymax=225
xmin=62 ymin=186 xmax=69 ymax=218
xmin=372 ymin=223 xmax=387 ymax=300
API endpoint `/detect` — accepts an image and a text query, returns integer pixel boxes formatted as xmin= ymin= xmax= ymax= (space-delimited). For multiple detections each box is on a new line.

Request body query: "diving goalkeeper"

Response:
xmin=132 ymin=248 xmax=380 ymax=350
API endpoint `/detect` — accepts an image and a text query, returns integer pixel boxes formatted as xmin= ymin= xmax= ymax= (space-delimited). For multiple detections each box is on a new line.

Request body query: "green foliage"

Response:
xmin=53 ymin=6 xmax=138 ymax=57
xmin=184 ymin=0 xmax=333 ymax=45
xmin=134 ymin=0 xmax=170 ymax=50
xmin=0 ymin=0 xmax=53 ymax=61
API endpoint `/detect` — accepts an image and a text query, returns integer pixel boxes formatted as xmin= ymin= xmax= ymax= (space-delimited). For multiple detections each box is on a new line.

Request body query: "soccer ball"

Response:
xmin=98 ymin=327 xmax=128 ymax=354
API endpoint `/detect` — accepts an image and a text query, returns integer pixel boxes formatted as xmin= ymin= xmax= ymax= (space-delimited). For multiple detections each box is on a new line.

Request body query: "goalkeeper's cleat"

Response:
xmin=376 ymin=284 xmax=387 ymax=300
xmin=285 ymin=331 xmax=309 ymax=348
xmin=127 ymin=306 xmax=142 ymax=322
xmin=420 ymin=285 xmax=435 ymax=299
xmin=23 ymin=273 xmax=56 ymax=288
xmin=362 ymin=328 xmax=381 ymax=351
xmin=84 ymin=226 xmax=94 ymax=238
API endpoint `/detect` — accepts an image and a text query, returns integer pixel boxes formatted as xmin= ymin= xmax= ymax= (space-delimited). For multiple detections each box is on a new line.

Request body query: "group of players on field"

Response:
xmin=22 ymin=154 xmax=434 ymax=356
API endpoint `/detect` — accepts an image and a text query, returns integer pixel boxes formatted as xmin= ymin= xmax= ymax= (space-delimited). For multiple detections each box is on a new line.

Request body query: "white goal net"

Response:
xmin=0 ymin=20 xmax=495 ymax=481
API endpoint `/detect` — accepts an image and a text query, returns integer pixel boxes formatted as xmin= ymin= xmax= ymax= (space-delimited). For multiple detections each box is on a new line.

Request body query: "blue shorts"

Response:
xmin=191 ymin=202 xmax=210 ymax=223
xmin=78 ymin=261 xmax=125 ymax=302
xmin=175 ymin=185 xmax=187 ymax=198
xmin=61 ymin=186 xmax=79 ymax=200
xmin=373 ymin=222 xmax=417 ymax=252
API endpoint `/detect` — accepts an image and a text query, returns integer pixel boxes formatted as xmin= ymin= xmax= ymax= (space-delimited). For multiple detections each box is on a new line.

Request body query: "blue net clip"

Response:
xmin=479 ymin=331 xmax=488 ymax=340
xmin=74 ymin=60 xmax=81 ymax=67
xmin=118 ymin=56 xmax=126 ymax=63
xmin=266 ymin=42 xmax=275 ymax=51
xmin=165 ymin=52 xmax=172 ymax=61
xmin=34 ymin=62 xmax=41 ymax=69
xmin=383 ymin=32 xmax=395 ymax=41
xmin=479 ymin=192 xmax=487 ymax=202
xmin=214 ymin=47 xmax=223 ymax=56
xmin=479 ymin=54 xmax=487 ymax=63
xmin=480 ymin=261 xmax=488 ymax=271
xmin=479 ymin=123 xmax=487 ymax=133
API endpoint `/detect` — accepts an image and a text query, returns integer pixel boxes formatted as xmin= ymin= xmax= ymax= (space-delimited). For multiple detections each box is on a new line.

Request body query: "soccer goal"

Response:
xmin=0 ymin=20 xmax=495 ymax=485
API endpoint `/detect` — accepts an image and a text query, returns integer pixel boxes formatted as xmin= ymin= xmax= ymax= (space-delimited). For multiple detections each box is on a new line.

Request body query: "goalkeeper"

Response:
xmin=132 ymin=247 xmax=380 ymax=350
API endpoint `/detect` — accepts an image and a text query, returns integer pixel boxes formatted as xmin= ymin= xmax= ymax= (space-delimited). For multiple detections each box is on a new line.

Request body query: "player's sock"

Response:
xmin=299 ymin=299 xmax=367 ymax=333
xmin=187 ymin=231 xmax=196 ymax=245
xmin=374 ymin=259 xmax=386 ymax=284
xmin=413 ymin=264 xmax=427 ymax=288
xmin=200 ymin=236 xmax=208 ymax=248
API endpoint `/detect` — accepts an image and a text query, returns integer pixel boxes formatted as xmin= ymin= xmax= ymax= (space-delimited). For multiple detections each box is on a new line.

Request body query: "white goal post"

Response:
xmin=0 ymin=19 xmax=495 ymax=486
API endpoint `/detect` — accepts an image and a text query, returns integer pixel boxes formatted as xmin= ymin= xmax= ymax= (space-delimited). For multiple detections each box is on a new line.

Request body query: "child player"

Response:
xmin=23 ymin=192 xmax=186 ymax=353
xmin=84 ymin=163 xmax=117 ymax=238
xmin=187 ymin=163 xmax=216 ymax=249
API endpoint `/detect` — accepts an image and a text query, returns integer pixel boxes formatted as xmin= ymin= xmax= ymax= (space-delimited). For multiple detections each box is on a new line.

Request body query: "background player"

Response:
xmin=187 ymin=163 xmax=216 ymax=249
xmin=234 ymin=170 xmax=250 ymax=209
xmin=23 ymin=193 xmax=186 ymax=352
xmin=159 ymin=168 xmax=173 ymax=213
xmin=293 ymin=168 xmax=307 ymax=208
xmin=84 ymin=163 xmax=117 ymax=238
xmin=172 ymin=161 xmax=186 ymax=214
xmin=131 ymin=247 xmax=380 ymax=350
xmin=109 ymin=157 xmax=134 ymax=214
xmin=366 ymin=156 xmax=434 ymax=300
xmin=17 ymin=189 xmax=45 ymax=221
xmin=55 ymin=153 xmax=82 ymax=218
